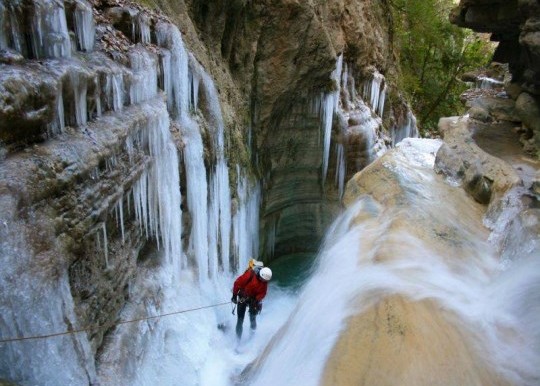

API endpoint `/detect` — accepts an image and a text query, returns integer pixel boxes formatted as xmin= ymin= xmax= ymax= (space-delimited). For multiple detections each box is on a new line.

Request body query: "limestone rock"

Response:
xmin=466 ymin=95 xmax=520 ymax=122
xmin=0 ymin=65 xmax=58 ymax=148
xmin=323 ymin=297 xmax=511 ymax=386
xmin=515 ymin=91 xmax=540 ymax=154
xmin=469 ymin=105 xmax=491 ymax=122
xmin=325 ymin=139 xmax=512 ymax=385
xmin=434 ymin=116 xmax=520 ymax=206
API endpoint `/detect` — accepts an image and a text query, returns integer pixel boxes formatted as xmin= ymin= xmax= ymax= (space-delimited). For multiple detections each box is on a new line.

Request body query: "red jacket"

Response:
xmin=232 ymin=270 xmax=267 ymax=302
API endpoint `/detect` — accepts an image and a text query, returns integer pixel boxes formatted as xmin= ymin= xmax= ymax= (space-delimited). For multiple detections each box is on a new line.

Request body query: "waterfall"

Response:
xmin=248 ymin=138 xmax=540 ymax=385
xmin=476 ymin=76 xmax=504 ymax=90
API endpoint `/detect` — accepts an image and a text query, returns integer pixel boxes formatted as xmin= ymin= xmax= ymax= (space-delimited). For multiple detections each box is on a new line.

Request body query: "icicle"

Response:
xmin=92 ymin=75 xmax=102 ymax=118
xmin=31 ymin=0 xmax=72 ymax=59
xmin=155 ymin=22 xmax=189 ymax=118
xmin=196 ymin=63 xmax=232 ymax=277
xmin=128 ymin=48 xmax=158 ymax=105
xmin=363 ymin=71 xmax=386 ymax=117
xmin=128 ymin=104 xmax=182 ymax=263
xmin=47 ymin=87 xmax=65 ymax=137
xmin=189 ymin=70 xmax=200 ymax=111
xmin=0 ymin=1 xmax=25 ymax=55
xmin=159 ymin=50 xmax=172 ymax=96
xmin=392 ymin=110 xmax=419 ymax=146
xmin=207 ymin=172 xmax=219 ymax=277
xmin=378 ymin=84 xmax=386 ymax=117
xmin=182 ymin=119 xmax=209 ymax=280
xmin=112 ymin=73 xmax=125 ymax=111
xmin=102 ymin=222 xmax=109 ymax=269
xmin=321 ymin=94 xmax=335 ymax=186
xmin=233 ymin=166 xmax=261 ymax=273
xmin=118 ymin=200 xmax=125 ymax=244
xmin=335 ymin=143 xmax=346 ymax=199
xmin=321 ymin=54 xmax=343 ymax=186
xmin=66 ymin=70 xmax=88 ymax=127
xmin=73 ymin=0 xmax=95 ymax=52
xmin=134 ymin=13 xmax=151 ymax=45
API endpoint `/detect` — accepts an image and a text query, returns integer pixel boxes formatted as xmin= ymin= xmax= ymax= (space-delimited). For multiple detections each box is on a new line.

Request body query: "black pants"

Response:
xmin=236 ymin=298 xmax=257 ymax=339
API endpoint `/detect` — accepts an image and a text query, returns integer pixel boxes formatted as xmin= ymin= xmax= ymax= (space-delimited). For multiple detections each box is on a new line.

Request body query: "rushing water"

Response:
xmin=242 ymin=139 xmax=540 ymax=386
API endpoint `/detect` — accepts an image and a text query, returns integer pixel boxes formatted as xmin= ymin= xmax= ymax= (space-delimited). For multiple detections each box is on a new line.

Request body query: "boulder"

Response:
xmin=515 ymin=92 xmax=540 ymax=154
xmin=434 ymin=116 xmax=520 ymax=207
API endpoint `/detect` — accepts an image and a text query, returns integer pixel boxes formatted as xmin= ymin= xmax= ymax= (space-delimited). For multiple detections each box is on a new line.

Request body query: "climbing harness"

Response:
xmin=0 ymin=301 xmax=230 ymax=344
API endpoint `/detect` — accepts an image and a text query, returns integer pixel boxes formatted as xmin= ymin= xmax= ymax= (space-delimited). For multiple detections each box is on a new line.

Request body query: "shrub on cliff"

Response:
xmin=390 ymin=0 xmax=494 ymax=135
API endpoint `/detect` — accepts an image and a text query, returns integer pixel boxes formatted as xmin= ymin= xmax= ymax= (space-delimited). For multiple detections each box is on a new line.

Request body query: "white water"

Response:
xmin=477 ymin=76 xmax=504 ymax=90
xmin=246 ymin=139 xmax=540 ymax=386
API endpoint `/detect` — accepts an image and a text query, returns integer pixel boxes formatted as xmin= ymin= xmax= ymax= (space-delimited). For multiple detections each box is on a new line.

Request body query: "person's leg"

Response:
xmin=236 ymin=301 xmax=247 ymax=339
xmin=248 ymin=304 xmax=257 ymax=331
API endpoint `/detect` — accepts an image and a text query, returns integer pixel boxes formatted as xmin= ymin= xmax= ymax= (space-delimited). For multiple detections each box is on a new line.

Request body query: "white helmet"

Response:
xmin=259 ymin=267 xmax=272 ymax=281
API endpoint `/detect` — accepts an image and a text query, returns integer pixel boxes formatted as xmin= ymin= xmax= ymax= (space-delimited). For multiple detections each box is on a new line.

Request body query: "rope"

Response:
xmin=0 ymin=301 xmax=231 ymax=344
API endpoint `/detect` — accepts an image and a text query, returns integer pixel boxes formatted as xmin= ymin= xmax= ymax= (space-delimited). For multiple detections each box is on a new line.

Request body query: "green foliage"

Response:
xmin=390 ymin=0 xmax=494 ymax=135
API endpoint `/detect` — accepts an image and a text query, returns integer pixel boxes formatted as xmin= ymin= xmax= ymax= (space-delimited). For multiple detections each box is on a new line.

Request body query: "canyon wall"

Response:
xmin=181 ymin=0 xmax=416 ymax=260
xmin=0 ymin=0 xmax=416 ymax=384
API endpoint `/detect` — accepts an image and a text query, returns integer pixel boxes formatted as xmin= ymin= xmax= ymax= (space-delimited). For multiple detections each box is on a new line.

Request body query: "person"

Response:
xmin=231 ymin=266 xmax=272 ymax=340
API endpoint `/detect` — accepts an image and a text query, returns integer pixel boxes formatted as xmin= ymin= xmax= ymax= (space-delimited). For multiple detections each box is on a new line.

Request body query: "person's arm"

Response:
xmin=232 ymin=271 xmax=250 ymax=296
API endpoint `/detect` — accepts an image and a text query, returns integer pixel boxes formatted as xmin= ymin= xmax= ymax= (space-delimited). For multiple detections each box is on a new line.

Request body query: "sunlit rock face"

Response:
xmin=326 ymin=140 xmax=506 ymax=385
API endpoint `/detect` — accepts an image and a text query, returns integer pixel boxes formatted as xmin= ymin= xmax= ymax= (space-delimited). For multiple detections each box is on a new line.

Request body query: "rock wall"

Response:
xmin=439 ymin=0 xmax=540 ymax=257
xmin=0 ymin=0 xmax=418 ymax=383
xmin=183 ymin=0 xmax=415 ymax=260
xmin=451 ymin=0 xmax=540 ymax=157
xmin=0 ymin=0 xmax=257 ymax=383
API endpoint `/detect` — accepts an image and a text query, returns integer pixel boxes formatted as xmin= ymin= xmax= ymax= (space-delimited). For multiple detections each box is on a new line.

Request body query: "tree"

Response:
xmin=390 ymin=0 xmax=494 ymax=134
